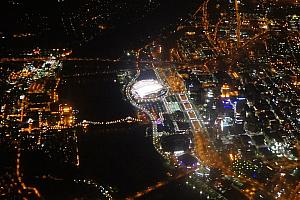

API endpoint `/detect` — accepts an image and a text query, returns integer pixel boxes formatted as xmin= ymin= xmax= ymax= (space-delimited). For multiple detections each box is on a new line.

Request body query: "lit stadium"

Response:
xmin=131 ymin=79 xmax=166 ymax=99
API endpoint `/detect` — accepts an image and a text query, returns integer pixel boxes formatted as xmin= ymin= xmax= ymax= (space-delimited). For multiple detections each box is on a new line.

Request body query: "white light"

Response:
xmin=131 ymin=79 xmax=164 ymax=98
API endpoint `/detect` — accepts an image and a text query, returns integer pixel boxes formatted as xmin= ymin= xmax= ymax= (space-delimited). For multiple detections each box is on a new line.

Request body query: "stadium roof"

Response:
xmin=131 ymin=79 xmax=164 ymax=98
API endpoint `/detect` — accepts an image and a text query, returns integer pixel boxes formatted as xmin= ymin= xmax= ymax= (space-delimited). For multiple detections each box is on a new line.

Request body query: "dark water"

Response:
xmin=60 ymin=73 xmax=133 ymax=121
xmin=58 ymin=63 xmax=200 ymax=199
xmin=60 ymin=72 xmax=166 ymax=194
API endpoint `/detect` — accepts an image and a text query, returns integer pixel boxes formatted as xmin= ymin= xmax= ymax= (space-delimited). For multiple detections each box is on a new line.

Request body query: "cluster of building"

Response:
xmin=124 ymin=0 xmax=300 ymax=199
xmin=0 ymin=59 xmax=81 ymax=198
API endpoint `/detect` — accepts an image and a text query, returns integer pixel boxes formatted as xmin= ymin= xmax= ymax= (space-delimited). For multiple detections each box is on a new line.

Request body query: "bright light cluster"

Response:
xmin=131 ymin=79 xmax=164 ymax=99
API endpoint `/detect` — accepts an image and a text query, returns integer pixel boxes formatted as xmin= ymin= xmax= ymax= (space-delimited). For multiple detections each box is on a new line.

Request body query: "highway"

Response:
xmin=16 ymin=145 xmax=42 ymax=198
xmin=133 ymin=32 xmax=280 ymax=199
xmin=123 ymin=41 xmax=230 ymax=199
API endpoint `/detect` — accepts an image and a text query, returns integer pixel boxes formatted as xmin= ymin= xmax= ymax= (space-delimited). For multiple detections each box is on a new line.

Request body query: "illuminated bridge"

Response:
xmin=76 ymin=116 xmax=143 ymax=127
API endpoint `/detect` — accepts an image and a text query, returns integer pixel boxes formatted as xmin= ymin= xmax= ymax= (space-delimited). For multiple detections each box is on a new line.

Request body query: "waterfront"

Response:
xmin=57 ymin=61 xmax=200 ymax=199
